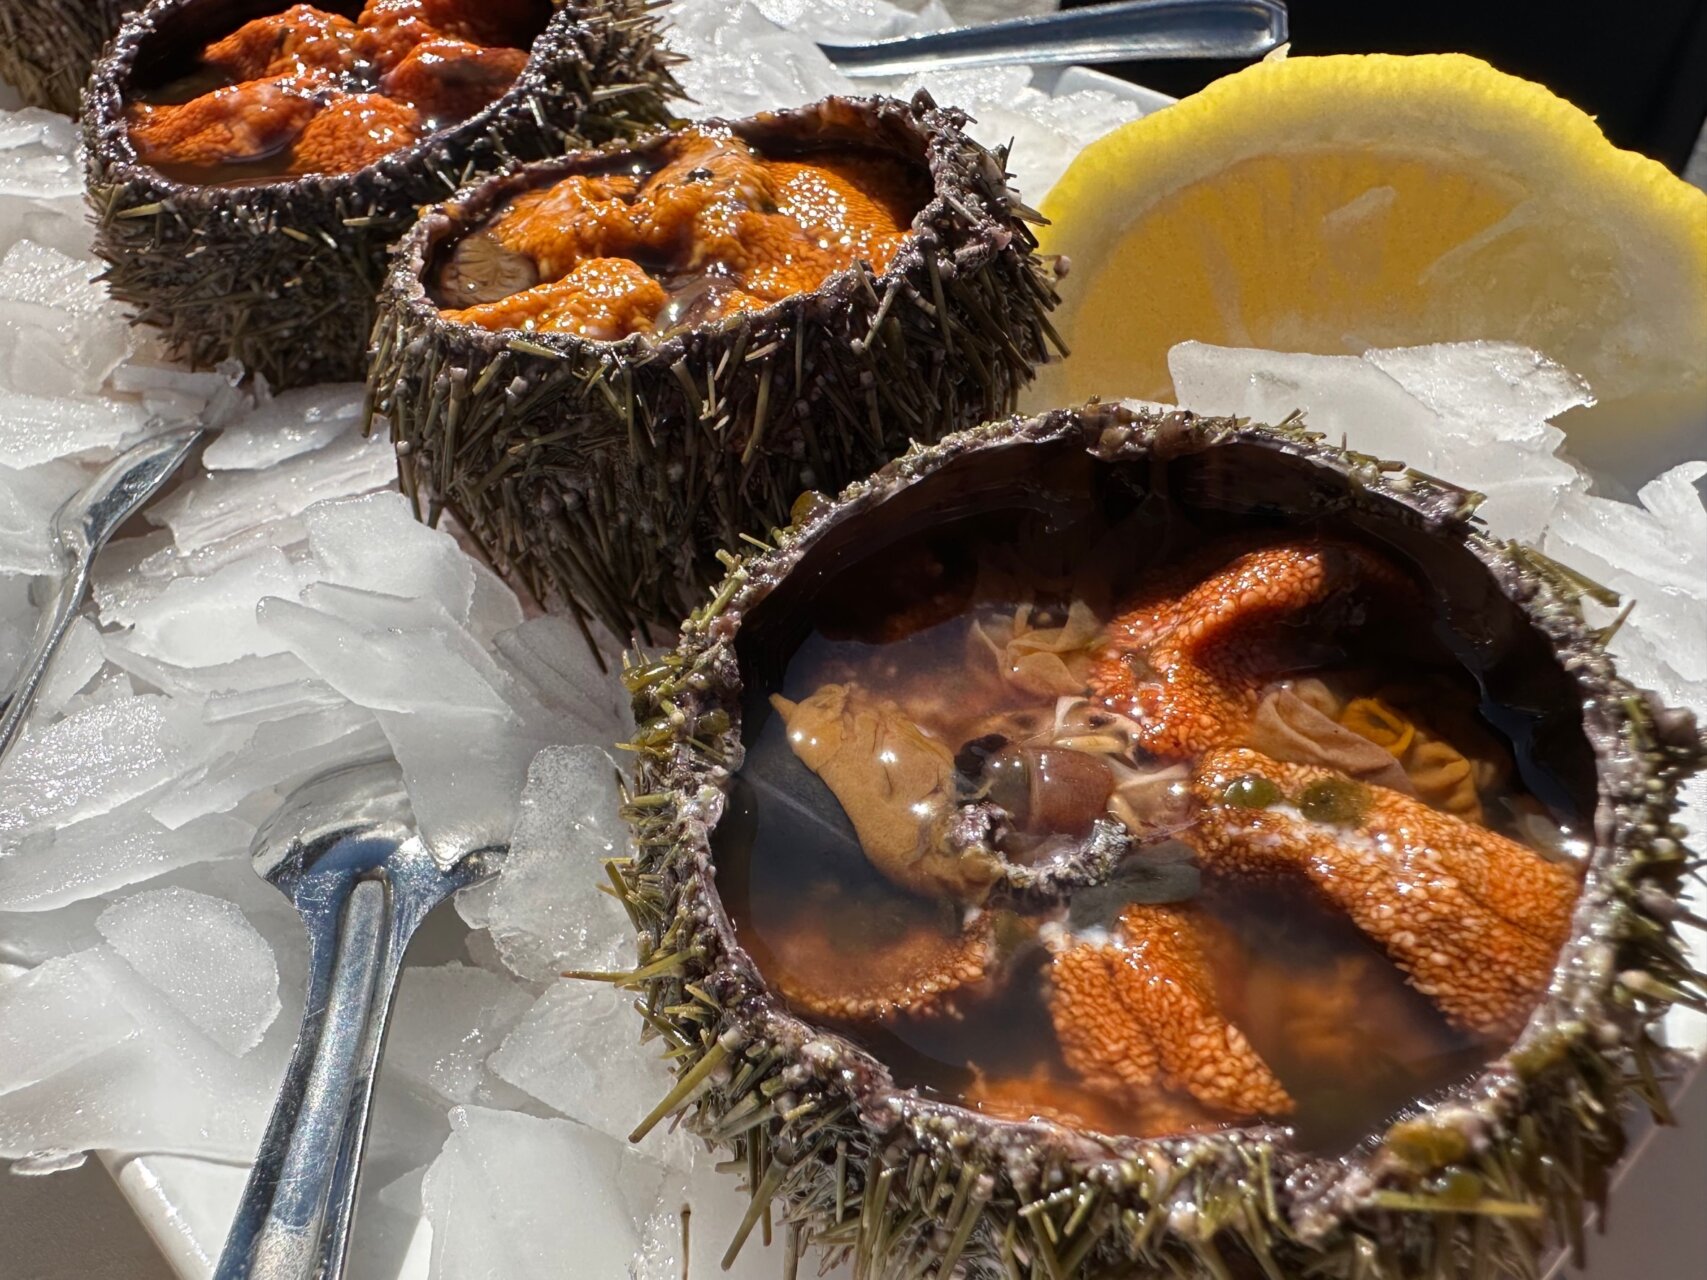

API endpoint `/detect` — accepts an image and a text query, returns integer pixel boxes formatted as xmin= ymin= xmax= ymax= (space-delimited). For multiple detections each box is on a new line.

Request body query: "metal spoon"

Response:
xmin=0 ymin=425 xmax=204 ymax=764
xmin=212 ymin=758 xmax=505 ymax=1280
xmin=821 ymin=0 xmax=1287 ymax=77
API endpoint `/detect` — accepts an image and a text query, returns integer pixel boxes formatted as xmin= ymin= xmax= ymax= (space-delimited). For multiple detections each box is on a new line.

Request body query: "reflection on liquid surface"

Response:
xmin=716 ymin=494 xmax=1588 ymax=1151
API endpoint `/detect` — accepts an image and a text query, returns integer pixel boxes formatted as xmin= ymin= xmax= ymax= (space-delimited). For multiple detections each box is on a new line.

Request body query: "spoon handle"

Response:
xmin=214 ymin=843 xmax=444 ymax=1280
xmin=821 ymin=0 xmax=1288 ymax=77
xmin=314 ymin=851 xmax=450 ymax=1277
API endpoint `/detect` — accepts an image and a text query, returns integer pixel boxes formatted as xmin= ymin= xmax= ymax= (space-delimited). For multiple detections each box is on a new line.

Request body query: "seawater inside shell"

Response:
xmin=714 ymin=442 xmax=1597 ymax=1153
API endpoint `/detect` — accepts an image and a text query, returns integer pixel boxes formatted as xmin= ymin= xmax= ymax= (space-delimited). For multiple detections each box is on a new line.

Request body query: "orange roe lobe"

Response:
xmin=1087 ymin=539 xmax=1409 ymax=758
xmin=490 ymin=174 xmax=643 ymax=276
xmin=766 ymin=913 xmax=997 ymax=1023
xmin=965 ymin=1066 xmax=1213 ymax=1138
xmin=202 ymin=5 xmax=359 ymax=82
xmin=289 ymin=93 xmax=421 ymax=175
xmin=449 ymin=128 xmax=925 ymax=336
xmin=753 ymin=152 xmax=921 ymax=285
xmin=628 ymin=133 xmax=917 ymax=294
xmin=445 ymin=258 xmax=669 ymax=339
xmin=1184 ymin=746 xmax=1581 ymax=1037
xmin=1047 ymin=904 xmax=1294 ymax=1119
xmin=355 ymin=0 xmax=538 ymax=73
xmin=380 ymin=37 xmax=527 ymax=122
xmin=128 ymin=80 xmax=320 ymax=169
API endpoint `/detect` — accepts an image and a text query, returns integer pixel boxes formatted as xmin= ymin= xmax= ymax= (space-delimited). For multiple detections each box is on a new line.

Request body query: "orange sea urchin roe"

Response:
xmin=355 ymin=0 xmax=539 ymax=72
xmin=126 ymin=0 xmax=534 ymax=179
xmin=484 ymin=174 xmax=643 ymax=277
xmin=440 ymin=127 xmax=926 ymax=338
xmin=202 ymin=5 xmax=359 ymax=82
xmin=289 ymin=93 xmax=422 ymax=174
xmin=742 ymin=153 xmax=923 ymax=299
xmin=451 ymin=259 xmax=670 ymax=340
xmin=129 ymin=81 xmax=323 ymax=170
xmin=380 ymin=38 xmax=529 ymax=125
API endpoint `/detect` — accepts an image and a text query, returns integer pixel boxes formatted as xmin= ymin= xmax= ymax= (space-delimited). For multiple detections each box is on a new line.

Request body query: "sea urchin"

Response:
xmin=612 ymin=403 xmax=1704 ymax=1280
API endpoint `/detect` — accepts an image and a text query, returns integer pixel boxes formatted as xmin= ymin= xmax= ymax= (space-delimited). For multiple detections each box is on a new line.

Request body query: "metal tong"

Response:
xmin=822 ymin=0 xmax=1288 ymax=77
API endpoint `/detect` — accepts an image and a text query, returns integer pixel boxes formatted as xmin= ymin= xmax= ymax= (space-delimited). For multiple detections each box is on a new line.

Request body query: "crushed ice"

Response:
xmin=661 ymin=0 xmax=1157 ymax=197
xmin=0 ymin=2 xmax=1702 ymax=1277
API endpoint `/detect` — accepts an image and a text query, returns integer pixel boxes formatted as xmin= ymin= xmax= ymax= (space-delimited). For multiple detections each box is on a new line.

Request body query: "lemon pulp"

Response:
xmin=1031 ymin=54 xmax=1707 ymax=475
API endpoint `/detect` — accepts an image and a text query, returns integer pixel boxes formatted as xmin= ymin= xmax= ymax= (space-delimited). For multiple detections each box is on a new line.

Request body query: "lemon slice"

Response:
xmin=1028 ymin=53 xmax=1707 ymax=445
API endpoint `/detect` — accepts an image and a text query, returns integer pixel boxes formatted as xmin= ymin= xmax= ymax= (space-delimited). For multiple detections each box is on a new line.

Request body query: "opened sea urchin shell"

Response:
xmin=83 ymin=0 xmax=679 ymax=388
xmin=614 ymin=403 xmax=1704 ymax=1279
xmin=366 ymin=93 xmax=1063 ymax=639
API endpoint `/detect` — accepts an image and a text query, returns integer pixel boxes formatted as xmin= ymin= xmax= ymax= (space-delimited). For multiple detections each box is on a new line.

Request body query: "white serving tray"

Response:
xmin=30 ymin=50 xmax=1707 ymax=1280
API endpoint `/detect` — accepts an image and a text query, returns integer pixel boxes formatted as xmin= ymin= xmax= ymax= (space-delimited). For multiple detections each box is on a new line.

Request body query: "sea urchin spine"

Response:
xmin=0 ymin=0 xmax=140 ymax=114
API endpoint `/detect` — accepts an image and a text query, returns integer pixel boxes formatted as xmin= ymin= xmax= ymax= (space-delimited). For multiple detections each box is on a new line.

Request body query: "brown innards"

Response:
xmin=752 ymin=532 xmax=1583 ymax=1141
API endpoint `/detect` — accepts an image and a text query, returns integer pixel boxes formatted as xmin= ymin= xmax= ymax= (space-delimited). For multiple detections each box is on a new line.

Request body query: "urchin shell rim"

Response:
xmin=616 ymin=402 xmax=1706 ymax=1279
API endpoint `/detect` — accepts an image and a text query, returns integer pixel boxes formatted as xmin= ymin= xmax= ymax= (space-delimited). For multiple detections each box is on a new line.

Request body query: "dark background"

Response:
xmin=1064 ymin=0 xmax=1707 ymax=172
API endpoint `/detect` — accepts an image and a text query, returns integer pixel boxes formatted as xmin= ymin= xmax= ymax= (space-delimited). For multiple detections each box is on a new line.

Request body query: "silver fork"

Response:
xmin=0 ymin=425 xmax=204 ymax=763
xmin=820 ymin=0 xmax=1288 ymax=77
xmin=212 ymin=757 xmax=505 ymax=1280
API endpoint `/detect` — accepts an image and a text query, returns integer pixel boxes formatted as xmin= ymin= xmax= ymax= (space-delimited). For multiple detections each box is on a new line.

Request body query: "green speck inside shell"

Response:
xmin=1223 ymin=774 xmax=1282 ymax=809
xmin=1299 ymin=777 xmax=1371 ymax=824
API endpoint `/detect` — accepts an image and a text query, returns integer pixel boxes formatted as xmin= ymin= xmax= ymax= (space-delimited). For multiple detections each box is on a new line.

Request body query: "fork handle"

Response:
xmin=214 ymin=862 xmax=433 ymax=1280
